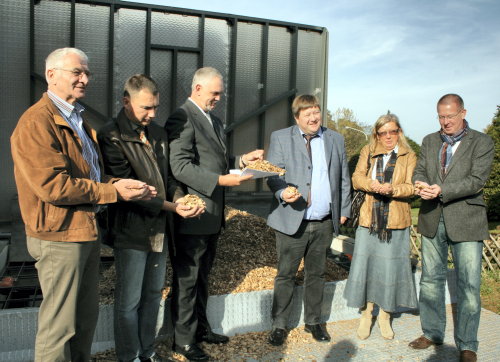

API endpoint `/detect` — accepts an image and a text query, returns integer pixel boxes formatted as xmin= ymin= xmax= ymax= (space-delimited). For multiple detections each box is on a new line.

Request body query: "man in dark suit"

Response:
xmin=410 ymin=94 xmax=494 ymax=362
xmin=165 ymin=67 xmax=263 ymax=361
xmin=266 ymin=94 xmax=351 ymax=346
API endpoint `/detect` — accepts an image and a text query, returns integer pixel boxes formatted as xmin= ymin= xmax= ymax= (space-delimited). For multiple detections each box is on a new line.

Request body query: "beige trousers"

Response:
xmin=27 ymin=236 xmax=100 ymax=362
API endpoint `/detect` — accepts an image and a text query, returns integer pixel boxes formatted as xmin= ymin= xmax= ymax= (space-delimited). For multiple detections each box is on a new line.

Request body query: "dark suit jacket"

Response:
xmin=413 ymin=128 xmax=494 ymax=241
xmin=165 ymin=99 xmax=237 ymax=235
xmin=266 ymin=125 xmax=351 ymax=236
xmin=97 ymin=109 xmax=183 ymax=250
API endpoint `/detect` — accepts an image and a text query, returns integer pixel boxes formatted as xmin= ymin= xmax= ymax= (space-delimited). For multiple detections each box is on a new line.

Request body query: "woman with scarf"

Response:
xmin=344 ymin=113 xmax=418 ymax=340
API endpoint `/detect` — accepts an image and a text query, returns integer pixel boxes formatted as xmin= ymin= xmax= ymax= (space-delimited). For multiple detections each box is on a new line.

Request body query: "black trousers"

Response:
xmin=171 ymin=233 xmax=218 ymax=346
xmin=272 ymin=218 xmax=333 ymax=329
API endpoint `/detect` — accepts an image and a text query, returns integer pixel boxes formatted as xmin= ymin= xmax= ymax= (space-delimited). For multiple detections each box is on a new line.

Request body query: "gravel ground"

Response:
xmin=94 ymin=207 xmax=349 ymax=360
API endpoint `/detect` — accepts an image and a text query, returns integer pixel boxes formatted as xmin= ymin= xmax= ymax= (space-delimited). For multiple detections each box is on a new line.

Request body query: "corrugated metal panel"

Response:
xmin=231 ymin=116 xmax=260 ymax=192
xmin=234 ymin=23 xmax=263 ymax=120
xmin=266 ymin=26 xmax=291 ymax=102
xmin=75 ymin=3 xmax=110 ymax=117
xmin=113 ymin=8 xmax=147 ymax=116
xmin=176 ymin=52 xmax=198 ymax=109
xmin=34 ymin=0 xmax=71 ymax=75
xmin=151 ymin=12 xmax=199 ymax=48
xmin=296 ymin=29 xmax=326 ymax=99
xmin=0 ymin=0 xmax=31 ymax=221
xmin=150 ymin=50 xmax=173 ymax=125
xmin=204 ymin=18 xmax=231 ymax=124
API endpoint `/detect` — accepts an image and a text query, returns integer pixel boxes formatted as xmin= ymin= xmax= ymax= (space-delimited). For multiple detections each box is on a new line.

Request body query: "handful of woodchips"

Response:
xmin=181 ymin=194 xmax=206 ymax=208
xmin=285 ymin=185 xmax=300 ymax=197
xmin=245 ymin=160 xmax=286 ymax=176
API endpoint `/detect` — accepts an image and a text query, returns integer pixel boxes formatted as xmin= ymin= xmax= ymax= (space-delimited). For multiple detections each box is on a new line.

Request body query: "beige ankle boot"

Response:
xmin=357 ymin=302 xmax=374 ymax=340
xmin=378 ymin=308 xmax=394 ymax=339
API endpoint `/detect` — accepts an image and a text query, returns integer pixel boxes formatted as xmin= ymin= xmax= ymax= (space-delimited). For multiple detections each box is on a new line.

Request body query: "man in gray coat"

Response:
xmin=266 ymin=94 xmax=351 ymax=346
xmin=410 ymin=94 xmax=494 ymax=362
xmin=165 ymin=67 xmax=263 ymax=361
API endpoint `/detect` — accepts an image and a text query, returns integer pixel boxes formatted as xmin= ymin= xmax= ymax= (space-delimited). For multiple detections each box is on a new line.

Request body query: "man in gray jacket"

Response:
xmin=410 ymin=94 xmax=494 ymax=362
xmin=266 ymin=94 xmax=351 ymax=346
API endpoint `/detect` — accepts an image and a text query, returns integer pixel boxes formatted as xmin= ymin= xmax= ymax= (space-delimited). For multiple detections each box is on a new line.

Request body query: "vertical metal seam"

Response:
xmin=107 ymin=2 xmax=115 ymax=120
xmin=227 ymin=18 xmax=238 ymax=157
xmin=289 ymin=26 xmax=298 ymax=126
xmin=321 ymin=28 xmax=329 ymax=117
xmin=30 ymin=0 xmax=35 ymax=104
xmin=199 ymin=14 xmax=205 ymax=67
xmin=70 ymin=0 xmax=75 ymax=47
xmin=256 ymin=22 xmax=270 ymax=192
xmin=171 ymin=49 xmax=178 ymax=114
xmin=145 ymin=8 xmax=151 ymax=75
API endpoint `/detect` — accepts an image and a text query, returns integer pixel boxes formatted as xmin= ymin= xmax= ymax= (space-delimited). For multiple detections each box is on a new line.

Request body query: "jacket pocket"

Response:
xmin=465 ymin=198 xmax=486 ymax=207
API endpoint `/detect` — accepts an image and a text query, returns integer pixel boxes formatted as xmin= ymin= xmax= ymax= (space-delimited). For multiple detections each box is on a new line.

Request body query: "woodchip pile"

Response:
xmin=99 ymin=207 xmax=348 ymax=304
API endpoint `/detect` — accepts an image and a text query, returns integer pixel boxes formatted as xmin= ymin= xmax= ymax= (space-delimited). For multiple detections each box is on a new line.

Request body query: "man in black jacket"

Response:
xmin=98 ymin=74 xmax=204 ymax=362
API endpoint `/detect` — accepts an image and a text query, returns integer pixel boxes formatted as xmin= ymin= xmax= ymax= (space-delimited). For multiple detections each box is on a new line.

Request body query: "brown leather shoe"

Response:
xmin=408 ymin=335 xmax=442 ymax=349
xmin=459 ymin=350 xmax=477 ymax=362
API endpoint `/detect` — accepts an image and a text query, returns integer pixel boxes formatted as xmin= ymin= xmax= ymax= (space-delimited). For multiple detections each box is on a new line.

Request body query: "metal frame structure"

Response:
xmin=1 ymin=0 xmax=328 ymax=222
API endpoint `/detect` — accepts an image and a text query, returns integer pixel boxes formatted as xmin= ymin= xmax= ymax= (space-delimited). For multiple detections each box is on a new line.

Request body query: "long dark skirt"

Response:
xmin=344 ymin=226 xmax=418 ymax=312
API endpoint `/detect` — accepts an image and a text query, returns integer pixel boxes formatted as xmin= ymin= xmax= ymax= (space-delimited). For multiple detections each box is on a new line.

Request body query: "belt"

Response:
xmin=302 ymin=213 xmax=332 ymax=223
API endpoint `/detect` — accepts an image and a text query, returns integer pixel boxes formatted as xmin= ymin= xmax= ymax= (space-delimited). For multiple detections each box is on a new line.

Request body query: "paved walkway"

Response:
xmin=187 ymin=305 xmax=499 ymax=361
xmin=253 ymin=306 xmax=499 ymax=361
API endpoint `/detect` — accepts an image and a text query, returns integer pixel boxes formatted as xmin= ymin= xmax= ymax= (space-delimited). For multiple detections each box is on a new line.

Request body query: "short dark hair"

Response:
xmin=292 ymin=94 xmax=321 ymax=118
xmin=124 ymin=74 xmax=159 ymax=97
xmin=437 ymin=93 xmax=464 ymax=109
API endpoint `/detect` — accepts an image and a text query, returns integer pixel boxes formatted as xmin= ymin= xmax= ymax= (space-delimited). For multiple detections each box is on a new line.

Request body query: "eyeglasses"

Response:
xmin=437 ymin=109 xmax=463 ymax=121
xmin=53 ymin=68 xmax=92 ymax=79
xmin=377 ymin=129 xmax=399 ymax=137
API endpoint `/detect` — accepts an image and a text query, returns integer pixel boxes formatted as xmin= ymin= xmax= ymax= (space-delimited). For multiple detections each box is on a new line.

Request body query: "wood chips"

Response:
xmin=245 ymin=160 xmax=286 ymax=176
xmin=94 ymin=207 xmax=349 ymax=361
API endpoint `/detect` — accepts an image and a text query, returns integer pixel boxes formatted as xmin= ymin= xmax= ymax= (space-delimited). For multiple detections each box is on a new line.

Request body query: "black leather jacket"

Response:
xmin=97 ymin=109 xmax=182 ymax=251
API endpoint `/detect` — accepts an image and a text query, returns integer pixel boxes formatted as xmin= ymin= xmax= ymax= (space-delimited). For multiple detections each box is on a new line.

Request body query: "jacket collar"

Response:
xmin=115 ymin=108 xmax=144 ymax=142
xmin=371 ymin=141 xmax=411 ymax=158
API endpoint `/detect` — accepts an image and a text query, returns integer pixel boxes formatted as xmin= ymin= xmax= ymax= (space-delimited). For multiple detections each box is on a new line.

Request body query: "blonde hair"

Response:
xmin=291 ymin=94 xmax=321 ymax=118
xmin=369 ymin=113 xmax=410 ymax=150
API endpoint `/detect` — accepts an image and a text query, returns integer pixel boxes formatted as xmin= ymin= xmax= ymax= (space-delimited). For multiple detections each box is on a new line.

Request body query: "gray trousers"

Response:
xmin=271 ymin=218 xmax=333 ymax=328
xmin=27 ymin=236 xmax=100 ymax=362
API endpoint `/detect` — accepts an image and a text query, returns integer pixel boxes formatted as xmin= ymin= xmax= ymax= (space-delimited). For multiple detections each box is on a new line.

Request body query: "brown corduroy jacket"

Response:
xmin=352 ymin=142 xmax=416 ymax=230
xmin=11 ymin=93 xmax=118 ymax=242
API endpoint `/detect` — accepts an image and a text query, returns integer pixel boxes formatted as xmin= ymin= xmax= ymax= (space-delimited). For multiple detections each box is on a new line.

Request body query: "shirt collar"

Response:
xmin=298 ymin=126 xmax=324 ymax=138
xmin=47 ymin=90 xmax=85 ymax=118
xmin=188 ymin=97 xmax=210 ymax=116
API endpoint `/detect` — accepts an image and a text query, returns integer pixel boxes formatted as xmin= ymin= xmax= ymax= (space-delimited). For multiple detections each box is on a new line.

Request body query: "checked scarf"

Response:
xmin=369 ymin=151 xmax=398 ymax=242
xmin=439 ymin=120 xmax=469 ymax=177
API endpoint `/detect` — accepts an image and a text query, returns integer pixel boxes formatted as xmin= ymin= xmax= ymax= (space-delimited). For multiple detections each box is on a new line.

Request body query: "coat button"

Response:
xmin=307 ymin=183 xmax=310 ymax=186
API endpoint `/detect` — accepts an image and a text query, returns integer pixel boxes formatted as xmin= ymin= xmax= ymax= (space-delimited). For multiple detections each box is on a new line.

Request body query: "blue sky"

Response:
xmin=125 ymin=0 xmax=500 ymax=142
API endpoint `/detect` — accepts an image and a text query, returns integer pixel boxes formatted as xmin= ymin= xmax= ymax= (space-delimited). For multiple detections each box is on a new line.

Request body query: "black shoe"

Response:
xmin=173 ymin=344 xmax=209 ymax=361
xmin=268 ymin=328 xmax=287 ymax=346
xmin=304 ymin=324 xmax=331 ymax=342
xmin=197 ymin=330 xmax=229 ymax=344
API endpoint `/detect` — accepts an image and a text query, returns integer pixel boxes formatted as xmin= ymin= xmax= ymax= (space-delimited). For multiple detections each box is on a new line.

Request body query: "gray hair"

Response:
xmin=45 ymin=48 xmax=88 ymax=81
xmin=191 ymin=67 xmax=223 ymax=91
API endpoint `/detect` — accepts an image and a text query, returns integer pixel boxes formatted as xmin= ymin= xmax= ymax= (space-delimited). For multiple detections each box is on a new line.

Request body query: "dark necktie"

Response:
xmin=303 ymin=133 xmax=319 ymax=206
xmin=304 ymin=134 xmax=319 ymax=161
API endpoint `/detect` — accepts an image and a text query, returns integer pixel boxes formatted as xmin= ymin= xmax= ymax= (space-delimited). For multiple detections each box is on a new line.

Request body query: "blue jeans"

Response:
xmin=419 ymin=217 xmax=483 ymax=352
xmin=114 ymin=248 xmax=167 ymax=362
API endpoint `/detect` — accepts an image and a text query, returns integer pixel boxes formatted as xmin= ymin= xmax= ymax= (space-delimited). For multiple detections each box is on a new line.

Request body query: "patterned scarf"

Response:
xmin=369 ymin=151 xmax=397 ymax=242
xmin=439 ymin=120 xmax=469 ymax=177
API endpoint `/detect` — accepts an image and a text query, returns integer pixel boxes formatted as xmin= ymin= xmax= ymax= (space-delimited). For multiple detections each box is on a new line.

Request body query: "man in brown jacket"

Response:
xmin=10 ymin=47 xmax=155 ymax=362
